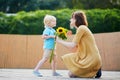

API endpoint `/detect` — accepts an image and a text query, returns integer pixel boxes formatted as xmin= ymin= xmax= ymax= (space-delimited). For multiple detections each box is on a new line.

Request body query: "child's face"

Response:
xmin=49 ymin=19 xmax=56 ymax=27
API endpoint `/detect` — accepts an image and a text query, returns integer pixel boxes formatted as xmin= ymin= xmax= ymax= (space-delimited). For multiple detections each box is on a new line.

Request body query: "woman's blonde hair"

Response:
xmin=43 ymin=15 xmax=56 ymax=26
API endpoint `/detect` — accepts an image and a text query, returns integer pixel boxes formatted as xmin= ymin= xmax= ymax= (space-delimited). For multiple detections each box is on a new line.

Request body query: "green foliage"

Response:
xmin=86 ymin=9 xmax=120 ymax=33
xmin=0 ymin=12 xmax=12 ymax=34
xmin=103 ymin=9 xmax=120 ymax=32
xmin=0 ymin=9 xmax=120 ymax=34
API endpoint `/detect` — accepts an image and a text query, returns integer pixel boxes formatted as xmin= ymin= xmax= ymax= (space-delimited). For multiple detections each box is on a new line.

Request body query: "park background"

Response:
xmin=0 ymin=0 xmax=120 ymax=71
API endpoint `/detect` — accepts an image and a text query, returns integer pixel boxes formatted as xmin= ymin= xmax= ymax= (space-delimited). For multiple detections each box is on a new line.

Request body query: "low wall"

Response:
xmin=0 ymin=32 xmax=120 ymax=71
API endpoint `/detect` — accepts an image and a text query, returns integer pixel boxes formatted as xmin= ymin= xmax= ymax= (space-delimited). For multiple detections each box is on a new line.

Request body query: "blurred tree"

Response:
xmin=81 ymin=0 xmax=120 ymax=9
xmin=0 ymin=0 xmax=119 ymax=13
xmin=81 ymin=0 xmax=110 ymax=9
xmin=23 ymin=0 xmax=39 ymax=11
xmin=63 ymin=0 xmax=84 ymax=9
xmin=64 ymin=0 xmax=120 ymax=9
xmin=39 ymin=0 xmax=60 ymax=10
xmin=109 ymin=0 xmax=120 ymax=8
xmin=0 ymin=0 xmax=29 ymax=13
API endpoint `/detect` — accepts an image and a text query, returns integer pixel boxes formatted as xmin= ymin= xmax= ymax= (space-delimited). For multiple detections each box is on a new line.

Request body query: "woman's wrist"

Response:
xmin=56 ymin=37 xmax=62 ymax=43
xmin=56 ymin=38 xmax=76 ymax=48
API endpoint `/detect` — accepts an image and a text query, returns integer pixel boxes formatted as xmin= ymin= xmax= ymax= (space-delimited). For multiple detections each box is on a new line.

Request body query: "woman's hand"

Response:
xmin=56 ymin=37 xmax=76 ymax=49
xmin=66 ymin=30 xmax=72 ymax=36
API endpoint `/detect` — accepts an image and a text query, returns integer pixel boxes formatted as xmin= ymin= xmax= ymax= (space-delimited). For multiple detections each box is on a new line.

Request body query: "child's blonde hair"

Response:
xmin=43 ymin=15 xmax=56 ymax=26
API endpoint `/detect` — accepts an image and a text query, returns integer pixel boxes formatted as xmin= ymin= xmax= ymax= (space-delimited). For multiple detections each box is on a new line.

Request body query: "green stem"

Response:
xmin=49 ymin=49 xmax=54 ymax=63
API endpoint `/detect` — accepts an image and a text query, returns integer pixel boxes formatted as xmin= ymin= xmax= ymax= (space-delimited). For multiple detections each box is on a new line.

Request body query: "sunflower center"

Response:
xmin=59 ymin=29 xmax=63 ymax=32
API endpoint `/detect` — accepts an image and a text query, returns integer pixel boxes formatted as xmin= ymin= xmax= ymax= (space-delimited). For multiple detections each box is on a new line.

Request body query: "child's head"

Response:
xmin=44 ymin=15 xmax=56 ymax=27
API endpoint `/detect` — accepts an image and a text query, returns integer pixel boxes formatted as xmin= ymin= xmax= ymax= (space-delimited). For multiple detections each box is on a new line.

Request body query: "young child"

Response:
xmin=33 ymin=15 xmax=61 ymax=77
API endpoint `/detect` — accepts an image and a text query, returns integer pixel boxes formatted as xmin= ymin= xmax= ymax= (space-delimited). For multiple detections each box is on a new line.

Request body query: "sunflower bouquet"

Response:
xmin=49 ymin=27 xmax=69 ymax=63
xmin=56 ymin=27 xmax=68 ymax=40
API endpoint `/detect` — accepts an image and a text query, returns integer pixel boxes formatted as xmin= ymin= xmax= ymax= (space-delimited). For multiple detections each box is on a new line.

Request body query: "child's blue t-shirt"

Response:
xmin=42 ymin=26 xmax=56 ymax=50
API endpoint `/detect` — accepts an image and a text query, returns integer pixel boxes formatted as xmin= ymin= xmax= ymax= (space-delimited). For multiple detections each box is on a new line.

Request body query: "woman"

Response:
xmin=57 ymin=11 xmax=102 ymax=78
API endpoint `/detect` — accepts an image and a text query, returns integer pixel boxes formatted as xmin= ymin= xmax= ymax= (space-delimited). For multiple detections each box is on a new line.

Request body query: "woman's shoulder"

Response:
xmin=79 ymin=25 xmax=87 ymax=29
xmin=77 ymin=25 xmax=92 ymax=34
xmin=77 ymin=25 xmax=88 ymax=31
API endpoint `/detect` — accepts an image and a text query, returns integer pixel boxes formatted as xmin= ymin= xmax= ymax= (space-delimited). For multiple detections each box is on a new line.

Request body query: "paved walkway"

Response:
xmin=0 ymin=69 xmax=120 ymax=80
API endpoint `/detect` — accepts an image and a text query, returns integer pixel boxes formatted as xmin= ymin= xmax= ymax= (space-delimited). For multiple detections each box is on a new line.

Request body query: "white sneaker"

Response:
xmin=53 ymin=72 xmax=62 ymax=76
xmin=33 ymin=71 xmax=43 ymax=77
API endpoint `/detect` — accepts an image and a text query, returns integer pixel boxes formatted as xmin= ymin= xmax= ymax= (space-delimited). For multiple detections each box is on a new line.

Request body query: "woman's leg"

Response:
xmin=95 ymin=68 xmax=102 ymax=78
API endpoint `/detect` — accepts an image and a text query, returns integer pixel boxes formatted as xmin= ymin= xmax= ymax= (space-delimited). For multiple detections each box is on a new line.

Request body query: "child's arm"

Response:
xmin=42 ymin=35 xmax=55 ymax=39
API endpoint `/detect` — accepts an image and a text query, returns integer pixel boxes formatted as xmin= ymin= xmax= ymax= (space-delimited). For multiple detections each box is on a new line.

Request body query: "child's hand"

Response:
xmin=42 ymin=35 xmax=55 ymax=39
xmin=42 ymin=35 xmax=48 ymax=39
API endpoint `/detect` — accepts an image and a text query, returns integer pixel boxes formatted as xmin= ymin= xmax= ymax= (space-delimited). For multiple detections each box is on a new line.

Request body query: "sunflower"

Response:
xmin=56 ymin=27 xmax=66 ymax=34
xmin=56 ymin=27 xmax=68 ymax=40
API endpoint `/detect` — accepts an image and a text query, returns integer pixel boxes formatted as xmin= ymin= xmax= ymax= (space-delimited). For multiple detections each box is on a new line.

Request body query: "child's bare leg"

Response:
xmin=34 ymin=57 xmax=48 ymax=71
xmin=34 ymin=49 xmax=50 ymax=71
xmin=51 ymin=55 xmax=57 ymax=73
xmin=51 ymin=54 xmax=61 ymax=76
xmin=33 ymin=49 xmax=50 ymax=77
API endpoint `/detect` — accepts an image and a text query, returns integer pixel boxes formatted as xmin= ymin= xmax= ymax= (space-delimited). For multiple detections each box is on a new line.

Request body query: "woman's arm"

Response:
xmin=57 ymin=38 xmax=77 ymax=49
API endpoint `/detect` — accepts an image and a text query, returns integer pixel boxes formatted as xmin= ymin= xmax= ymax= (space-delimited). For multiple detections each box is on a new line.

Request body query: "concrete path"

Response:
xmin=0 ymin=69 xmax=120 ymax=80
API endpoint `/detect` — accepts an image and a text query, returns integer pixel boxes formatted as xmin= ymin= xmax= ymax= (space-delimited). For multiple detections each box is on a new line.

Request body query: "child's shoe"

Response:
xmin=52 ymin=72 xmax=62 ymax=76
xmin=33 ymin=71 xmax=43 ymax=77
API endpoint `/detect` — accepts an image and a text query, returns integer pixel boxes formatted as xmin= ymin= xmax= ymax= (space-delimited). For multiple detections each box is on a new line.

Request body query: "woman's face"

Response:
xmin=70 ymin=17 xmax=76 ymax=29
